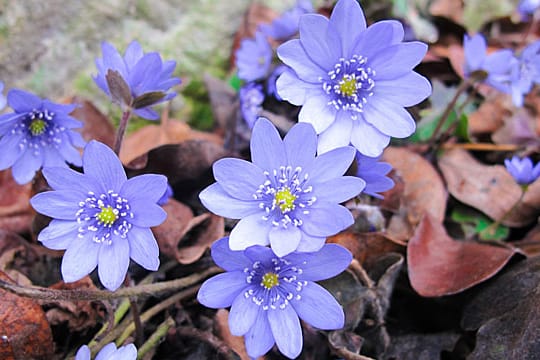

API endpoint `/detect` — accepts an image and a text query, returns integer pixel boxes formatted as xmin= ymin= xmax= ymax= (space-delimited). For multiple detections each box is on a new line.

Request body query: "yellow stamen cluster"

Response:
xmin=261 ymin=272 xmax=279 ymax=290
xmin=339 ymin=77 xmax=357 ymax=97
xmin=96 ymin=205 xmax=118 ymax=226
xmin=275 ymin=187 xmax=297 ymax=213
xmin=29 ymin=119 xmax=47 ymax=136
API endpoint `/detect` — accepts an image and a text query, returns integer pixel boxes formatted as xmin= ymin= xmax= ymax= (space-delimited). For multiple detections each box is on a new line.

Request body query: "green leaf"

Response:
xmin=451 ymin=207 xmax=509 ymax=241
xmin=463 ymin=0 xmax=515 ymax=32
xmin=228 ymin=73 xmax=242 ymax=92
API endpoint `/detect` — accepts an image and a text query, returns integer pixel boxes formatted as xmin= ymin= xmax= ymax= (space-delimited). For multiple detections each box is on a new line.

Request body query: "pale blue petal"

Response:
xmin=42 ymin=167 xmax=93 ymax=193
xmin=129 ymin=202 xmax=167 ymax=227
xmin=292 ymin=281 xmax=344 ymax=329
xmin=307 ymin=146 xmax=356 ymax=182
xmin=213 ymin=158 xmax=265 ymax=200
xmin=329 ymin=0 xmax=366 ymax=56
xmin=229 ymin=292 xmax=260 ymax=335
xmin=276 ymin=69 xmax=320 ymax=106
xmin=283 ymin=122 xmax=317 ymax=169
xmin=312 ymin=176 xmax=365 ymax=203
xmin=250 ymin=118 xmax=286 ymax=171
xmin=83 ymin=140 xmax=127 ymax=191
xmin=197 ymin=272 xmax=246 ymax=308
xmin=38 ymin=219 xmax=79 ymax=250
xmin=269 ymin=226 xmax=302 ymax=257
xmin=296 ymin=232 xmax=326 ymax=252
xmin=287 ymin=244 xmax=352 ymax=281
xmin=210 ymin=237 xmax=252 ymax=271
xmin=98 ymin=237 xmax=130 ymax=291
xmin=299 ymin=14 xmax=336 ymax=70
xmin=94 ymin=343 xmax=117 ymax=360
xmin=267 ymin=306 xmax=303 ymax=359
xmin=229 ymin=213 xmax=271 ymax=250
xmin=30 ymin=190 xmax=82 ymax=220
xmin=350 ymin=120 xmax=389 ymax=157
xmin=277 ymin=40 xmax=325 ymax=82
xmin=120 ymin=174 xmax=168 ymax=203
xmin=7 ymin=89 xmax=42 ymax=112
xmin=298 ymin=94 xmax=337 ymax=134
xmin=11 ymin=148 xmax=43 ymax=184
xmin=133 ymin=107 xmax=159 ymax=120
xmin=363 ymin=97 xmax=416 ymax=138
xmin=128 ymin=227 xmax=160 ymax=271
xmin=75 ymin=345 xmax=91 ymax=360
xmin=369 ymin=42 xmax=428 ymax=80
xmin=199 ymin=183 xmax=258 ymax=219
xmin=352 ymin=20 xmax=403 ymax=60
xmin=62 ymin=236 xmax=100 ymax=283
xmin=300 ymin=202 xmax=353 ymax=237
xmin=245 ymin=310 xmax=275 ymax=359
xmin=124 ymin=41 xmax=144 ymax=70
xmin=316 ymin=111 xmax=353 ymax=154
xmin=0 ymin=133 xmax=24 ymax=170
xmin=375 ymin=72 xmax=432 ymax=107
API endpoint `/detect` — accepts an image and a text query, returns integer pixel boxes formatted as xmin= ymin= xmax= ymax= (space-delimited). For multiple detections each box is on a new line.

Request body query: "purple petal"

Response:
xmin=312 ymin=176 xmax=365 ymax=203
xmin=329 ymin=0 xmax=367 ymax=56
xmin=277 ymin=39 xmax=325 ymax=82
xmin=210 ymin=237 xmax=252 ymax=271
xmin=352 ymin=20 xmax=404 ymax=59
xmin=30 ymin=190 xmax=82 ymax=220
xmin=296 ymin=232 xmax=326 ymax=252
xmin=120 ymin=174 xmax=168 ymax=203
xmin=128 ymin=227 xmax=160 ymax=271
xmin=61 ymin=236 xmax=100 ymax=283
xmin=245 ymin=310 xmax=275 ymax=359
xmin=7 ymin=89 xmax=42 ymax=112
xmin=75 ymin=345 xmax=91 ymax=360
xmin=213 ymin=158 xmax=265 ymax=200
xmin=464 ymin=34 xmax=487 ymax=72
xmin=292 ymin=281 xmax=344 ymax=329
xmin=0 ymin=133 xmax=24 ymax=170
xmin=350 ymin=120 xmax=390 ymax=157
xmin=283 ymin=122 xmax=317 ymax=169
xmin=244 ymin=244 xmax=276 ymax=264
xmin=267 ymin=306 xmax=303 ymax=359
xmin=133 ymin=107 xmax=159 ymax=120
xmin=38 ymin=219 xmax=79 ymax=250
xmin=129 ymin=202 xmax=167 ymax=227
xmin=97 ymin=238 xmax=130 ymax=291
xmin=375 ymin=72 xmax=432 ymax=107
xmin=100 ymin=42 xmax=128 ymax=79
xmin=250 ymin=118 xmax=287 ymax=171
xmin=369 ymin=42 xmax=427 ymax=80
xmin=300 ymin=203 xmax=353 ymax=237
xmin=307 ymin=146 xmax=356 ymax=182
xmin=42 ymin=167 xmax=93 ymax=193
xmin=197 ymin=272 xmax=246 ymax=308
xmin=316 ymin=111 xmax=353 ymax=154
xmin=299 ymin=14 xmax=337 ymax=70
xmin=229 ymin=213 xmax=271 ymax=250
xmin=94 ymin=343 xmax=117 ymax=360
xmin=298 ymin=94 xmax=337 ymax=133
xmin=83 ymin=141 xmax=127 ymax=192
xmin=363 ymin=98 xmax=416 ymax=138
xmin=199 ymin=183 xmax=258 ymax=219
xmin=11 ymin=148 xmax=43 ymax=184
xmin=276 ymin=69 xmax=320 ymax=106
xmin=229 ymin=293 xmax=260 ymax=335
xmin=269 ymin=226 xmax=302 ymax=257
xmin=124 ymin=41 xmax=144 ymax=69
xmin=287 ymin=244 xmax=352 ymax=281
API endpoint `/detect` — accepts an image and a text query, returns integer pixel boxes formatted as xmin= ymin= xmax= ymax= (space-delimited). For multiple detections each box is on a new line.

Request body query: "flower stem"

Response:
xmin=113 ymin=109 xmax=132 ymax=155
xmin=137 ymin=316 xmax=175 ymax=359
xmin=0 ymin=266 xmax=221 ymax=301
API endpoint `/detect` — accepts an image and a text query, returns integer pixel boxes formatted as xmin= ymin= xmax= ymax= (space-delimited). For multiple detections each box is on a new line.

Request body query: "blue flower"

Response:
xmin=355 ymin=152 xmax=394 ymax=199
xmin=236 ymin=32 xmax=273 ymax=82
xmin=267 ymin=65 xmax=287 ymax=100
xmin=30 ymin=140 xmax=167 ymax=291
xmin=510 ymin=41 xmax=540 ymax=107
xmin=276 ymin=0 xmax=431 ymax=156
xmin=504 ymin=156 xmax=540 ymax=186
xmin=239 ymin=82 xmax=265 ymax=128
xmin=93 ymin=40 xmax=181 ymax=120
xmin=463 ymin=34 xmax=517 ymax=94
xmin=260 ymin=0 xmax=314 ymax=40
xmin=199 ymin=118 xmax=365 ymax=256
xmin=197 ymin=237 xmax=351 ymax=359
xmin=75 ymin=342 xmax=137 ymax=360
xmin=518 ymin=0 xmax=540 ymax=19
xmin=0 ymin=89 xmax=85 ymax=184
xmin=0 ymin=82 xmax=6 ymax=110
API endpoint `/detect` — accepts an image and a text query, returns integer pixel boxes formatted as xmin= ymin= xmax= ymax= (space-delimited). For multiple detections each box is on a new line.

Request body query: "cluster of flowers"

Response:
xmin=463 ymin=33 xmax=540 ymax=107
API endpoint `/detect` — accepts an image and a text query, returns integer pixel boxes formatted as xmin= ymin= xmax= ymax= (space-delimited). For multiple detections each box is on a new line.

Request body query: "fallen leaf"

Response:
xmin=429 ymin=0 xmax=463 ymax=26
xmin=0 ymin=170 xmax=33 ymax=234
xmin=461 ymin=256 xmax=540 ymax=359
xmin=407 ymin=214 xmax=520 ymax=297
xmin=382 ymin=147 xmax=447 ymax=242
xmin=120 ymin=117 xmax=223 ymax=164
xmin=467 ymin=93 xmax=511 ymax=135
xmin=69 ymin=97 xmax=116 ymax=147
xmin=383 ymin=332 xmax=461 ymax=360
xmin=0 ymin=271 xmax=54 ymax=359
xmin=44 ymin=276 xmax=102 ymax=332
xmin=438 ymin=148 xmax=540 ymax=227
xmin=492 ymin=108 xmax=540 ymax=151
xmin=214 ymin=309 xmax=253 ymax=360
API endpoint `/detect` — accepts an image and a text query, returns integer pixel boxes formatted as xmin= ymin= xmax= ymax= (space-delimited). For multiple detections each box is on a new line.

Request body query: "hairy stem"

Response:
xmin=113 ymin=109 xmax=131 ymax=155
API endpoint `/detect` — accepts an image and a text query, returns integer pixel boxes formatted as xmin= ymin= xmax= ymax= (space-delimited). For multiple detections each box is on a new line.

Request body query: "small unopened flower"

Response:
xmin=510 ymin=41 xmax=540 ymax=107
xmin=0 ymin=89 xmax=85 ymax=184
xmin=93 ymin=40 xmax=181 ymax=120
xmin=239 ymin=82 xmax=265 ymax=128
xmin=75 ymin=342 xmax=137 ymax=360
xmin=199 ymin=118 xmax=365 ymax=256
xmin=276 ymin=0 xmax=431 ymax=156
xmin=504 ymin=156 xmax=540 ymax=186
xmin=31 ymin=140 xmax=167 ymax=291
xmin=463 ymin=34 xmax=517 ymax=93
xmin=197 ymin=237 xmax=351 ymax=359
xmin=355 ymin=152 xmax=394 ymax=199
xmin=260 ymin=0 xmax=314 ymax=40
xmin=236 ymin=32 xmax=272 ymax=82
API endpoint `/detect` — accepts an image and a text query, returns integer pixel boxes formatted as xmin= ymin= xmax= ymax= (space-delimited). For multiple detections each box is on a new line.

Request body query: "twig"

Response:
xmin=349 ymin=259 xmax=375 ymax=288
xmin=332 ymin=346 xmax=376 ymax=360
xmin=176 ymin=326 xmax=238 ymax=360
xmin=137 ymin=317 xmax=175 ymax=359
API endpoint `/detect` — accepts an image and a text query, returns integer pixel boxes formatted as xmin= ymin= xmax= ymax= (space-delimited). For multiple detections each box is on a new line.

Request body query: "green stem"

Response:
xmin=137 ymin=317 xmax=175 ymax=359
xmin=0 ymin=267 xmax=221 ymax=301
xmin=113 ymin=109 xmax=131 ymax=155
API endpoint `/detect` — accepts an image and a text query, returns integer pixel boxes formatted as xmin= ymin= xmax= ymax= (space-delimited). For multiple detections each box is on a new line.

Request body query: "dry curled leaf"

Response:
xmin=407 ymin=214 xmax=520 ymax=297
xmin=0 ymin=271 xmax=54 ymax=359
xmin=382 ymin=146 xmax=447 ymax=242
xmin=0 ymin=170 xmax=33 ymax=234
xmin=439 ymin=148 xmax=540 ymax=227
xmin=69 ymin=97 xmax=116 ymax=147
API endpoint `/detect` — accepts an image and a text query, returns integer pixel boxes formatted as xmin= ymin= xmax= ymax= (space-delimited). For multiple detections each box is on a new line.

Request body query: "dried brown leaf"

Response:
xmin=407 ymin=214 xmax=519 ymax=297
xmin=0 ymin=271 xmax=54 ymax=359
xmin=429 ymin=0 xmax=463 ymax=25
xmin=468 ymin=93 xmax=511 ymax=135
xmin=69 ymin=97 xmax=116 ymax=147
xmin=439 ymin=148 xmax=540 ymax=227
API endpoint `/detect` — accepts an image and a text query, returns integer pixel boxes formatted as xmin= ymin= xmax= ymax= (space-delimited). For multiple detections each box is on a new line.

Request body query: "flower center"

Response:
xmin=29 ymin=119 xmax=47 ymax=136
xmin=322 ymin=55 xmax=376 ymax=116
xmin=96 ymin=205 xmax=118 ymax=226
xmin=253 ymin=166 xmax=317 ymax=229
xmin=274 ymin=187 xmax=297 ymax=213
xmin=261 ymin=272 xmax=279 ymax=289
